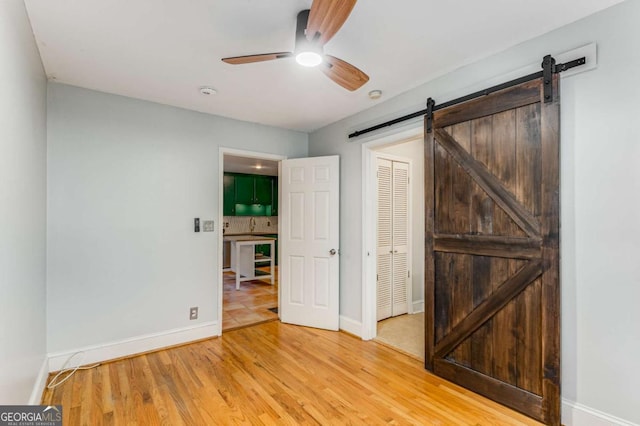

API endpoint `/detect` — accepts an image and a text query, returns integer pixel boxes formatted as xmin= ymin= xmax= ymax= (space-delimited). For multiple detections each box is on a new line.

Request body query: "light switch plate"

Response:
xmin=203 ymin=220 xmax=214 ymax=232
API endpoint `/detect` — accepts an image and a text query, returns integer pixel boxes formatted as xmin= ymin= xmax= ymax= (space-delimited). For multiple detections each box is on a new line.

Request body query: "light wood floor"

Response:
xmin=42 ymin=321 xmax=542 ymax=425
xmin=222 ymin=266 xmax=278 ymax=331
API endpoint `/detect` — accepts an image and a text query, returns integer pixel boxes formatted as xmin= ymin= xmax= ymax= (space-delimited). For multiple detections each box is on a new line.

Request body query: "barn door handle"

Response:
xmin=329 ymin=249 xmax=337 ymax=256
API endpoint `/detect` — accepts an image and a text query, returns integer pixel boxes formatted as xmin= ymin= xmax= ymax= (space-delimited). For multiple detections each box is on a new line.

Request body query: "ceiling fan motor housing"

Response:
xmin=295 ymin=10 xmax=321 ymax=55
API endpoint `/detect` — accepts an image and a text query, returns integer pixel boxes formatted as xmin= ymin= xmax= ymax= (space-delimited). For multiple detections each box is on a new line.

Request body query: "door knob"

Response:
xmin=329 ymin=249 xmax=337 ymax=256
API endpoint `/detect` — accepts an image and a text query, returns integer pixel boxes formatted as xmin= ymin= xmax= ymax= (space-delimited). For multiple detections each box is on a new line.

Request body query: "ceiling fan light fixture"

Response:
xmin=295 ymin=51 xmax=323 ymax=67
xmin=222 ymin=1 xmax=369 ymax=90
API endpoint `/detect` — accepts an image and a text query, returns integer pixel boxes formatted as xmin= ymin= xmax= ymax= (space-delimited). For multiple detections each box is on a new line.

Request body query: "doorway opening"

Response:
xmin=218 ymin=148 xmax=286 ymax=333
xmin=361 ymin=124 xmax=425 ymax=358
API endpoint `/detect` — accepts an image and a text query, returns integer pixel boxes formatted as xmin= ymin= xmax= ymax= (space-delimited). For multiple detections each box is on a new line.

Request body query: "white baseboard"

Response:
xmin=411 ymin=300 xmax=424 ymax=313
xmin=28 ymin=356 xmax=49 ymax=404
xmin=562 ymin=398 xmax=638 ymax=426
xmin=48 ymin=321 xmax=219 ymax=371
xmin=339 ymin=316 xmax=362 ymax=338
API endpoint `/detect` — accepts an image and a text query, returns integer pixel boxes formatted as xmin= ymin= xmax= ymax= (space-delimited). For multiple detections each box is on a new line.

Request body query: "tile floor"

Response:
xmin=222 ymin=266 xmax=278 ymax=331
xmin=375 ymin=312 xmax=425 ymax=360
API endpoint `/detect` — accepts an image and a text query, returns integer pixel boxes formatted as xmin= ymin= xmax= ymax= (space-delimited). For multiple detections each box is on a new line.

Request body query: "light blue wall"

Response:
xmin=46 ymin=83 xmax=308 ymax=352
xmin=0 ymin=1 xmax=47 ymax=403
xmin=310 ymin=1 xmax=640 ymax=423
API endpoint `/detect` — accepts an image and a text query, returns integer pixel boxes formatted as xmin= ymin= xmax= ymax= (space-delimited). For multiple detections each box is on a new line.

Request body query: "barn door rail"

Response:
xmin=347 ymin=54 xmax=585 ymax=138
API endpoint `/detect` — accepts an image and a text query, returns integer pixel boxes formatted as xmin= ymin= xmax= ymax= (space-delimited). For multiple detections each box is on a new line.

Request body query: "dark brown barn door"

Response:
xmin=424 ymin=76 xmax=560 ymax=424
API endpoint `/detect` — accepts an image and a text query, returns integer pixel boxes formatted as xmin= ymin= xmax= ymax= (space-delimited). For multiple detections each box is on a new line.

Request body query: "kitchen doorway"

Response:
xmin=218 ymin=148 xmax=286 ymax=333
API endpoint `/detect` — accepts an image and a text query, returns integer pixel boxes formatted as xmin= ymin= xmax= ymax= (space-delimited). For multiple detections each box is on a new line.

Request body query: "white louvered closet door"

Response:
xmin=376 ymin=158 xmax=393 ymax=321
xmin=376 ymin=158 xmax=410 ymax=321
xmin=391 ymin=161 xmax=409 ymax=317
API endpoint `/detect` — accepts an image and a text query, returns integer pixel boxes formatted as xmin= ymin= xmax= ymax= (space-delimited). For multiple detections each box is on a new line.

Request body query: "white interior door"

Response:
xmin=391 ymin=161 xmax=409 ymax=316
xmin=376 ymin=157 xmax=409 ymax=321
xmin=376 ymin=158 xmax=393 ymax=321
xmin=279 ymin=155 xmax=340 ymax=330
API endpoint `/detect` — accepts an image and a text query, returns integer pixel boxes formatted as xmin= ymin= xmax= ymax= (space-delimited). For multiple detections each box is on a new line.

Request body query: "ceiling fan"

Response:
xmin=221 ymin=0 xmax=369 ymax=92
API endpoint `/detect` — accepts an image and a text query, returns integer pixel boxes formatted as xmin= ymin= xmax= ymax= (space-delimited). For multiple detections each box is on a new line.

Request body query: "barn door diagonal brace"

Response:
xmin=433 ymin=260 xmax=543 ymax=358
xmin=434 ymin=128 xmax=541 ymax=238
xmin=349 ymin=54 xmax=586 ymax=138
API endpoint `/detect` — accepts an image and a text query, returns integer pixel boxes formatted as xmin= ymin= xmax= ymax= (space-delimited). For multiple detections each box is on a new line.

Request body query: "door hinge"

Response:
xmin=376 ymin=274 xmax=379 ymax=281
xmin=408 ymin=270 xmax=410 ymax=278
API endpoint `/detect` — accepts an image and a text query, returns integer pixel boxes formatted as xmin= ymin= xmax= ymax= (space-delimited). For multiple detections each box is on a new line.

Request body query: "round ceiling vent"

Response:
xmin=368 ymin=89 xmax=382 ymax=100
xmin=199 ymin=86 xmax=217 ymax=96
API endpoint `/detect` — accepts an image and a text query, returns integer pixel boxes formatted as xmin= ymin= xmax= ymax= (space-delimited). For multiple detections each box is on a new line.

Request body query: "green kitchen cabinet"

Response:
xmin=271 ymin=177 xmax=278 ymax=216
xmin=234 ymin=174 xmax=272 ymax=205
xmin=234 ymin=174 xmax=255 ymax=204
xmin=223 ymin=174 xmax=236 ymax=215
xmin=224 ymin=172 xmax=278 ymax=216
xmin=254 ymin=176 xmax=273 ymax=205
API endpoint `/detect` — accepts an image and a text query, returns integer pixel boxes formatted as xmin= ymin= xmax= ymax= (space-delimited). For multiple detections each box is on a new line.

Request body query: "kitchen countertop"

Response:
xmin=223 ymin=235 xmax=277 ymax=242
xmin=223 ymin=232 xmax=277 ymax=236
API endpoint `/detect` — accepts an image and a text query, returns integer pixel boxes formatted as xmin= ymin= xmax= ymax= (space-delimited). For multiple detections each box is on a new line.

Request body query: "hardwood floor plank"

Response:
xmin=43 ymin=321 xmax=541 ymax=425
xmin=62 ymin=373 xmax=78 ymax=424
xmin=79 ymin=365 xmax=94 ymax=425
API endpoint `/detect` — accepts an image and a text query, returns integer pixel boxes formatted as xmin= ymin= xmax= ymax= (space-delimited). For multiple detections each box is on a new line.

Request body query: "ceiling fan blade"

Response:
xmin=321 ymin=55 xmax=369 ymax=91
xmin=222 ymin=52 xmax=293 ymax=65
xmin=306 ymin=0 xmax=357 ymax=45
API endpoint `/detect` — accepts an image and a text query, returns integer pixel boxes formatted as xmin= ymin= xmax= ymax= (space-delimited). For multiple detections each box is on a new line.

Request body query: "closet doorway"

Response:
xmin=362 ymin=129 xmax=425 ymax=358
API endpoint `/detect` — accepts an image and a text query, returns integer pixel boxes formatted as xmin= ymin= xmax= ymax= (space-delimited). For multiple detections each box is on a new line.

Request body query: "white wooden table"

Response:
xmin=224 ymin=235 xmax=276 ymax=290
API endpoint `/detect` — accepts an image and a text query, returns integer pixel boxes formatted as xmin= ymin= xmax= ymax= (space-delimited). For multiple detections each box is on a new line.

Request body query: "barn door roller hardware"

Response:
xmin=348 ymin=54 xmax=586 ymax=138
xmin=542 ymin=54 xmax=586 ymax=103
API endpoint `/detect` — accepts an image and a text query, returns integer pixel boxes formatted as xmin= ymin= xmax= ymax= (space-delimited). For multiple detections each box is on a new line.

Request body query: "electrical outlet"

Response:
xmin=189 ymin=307 xmax=198 ymax=320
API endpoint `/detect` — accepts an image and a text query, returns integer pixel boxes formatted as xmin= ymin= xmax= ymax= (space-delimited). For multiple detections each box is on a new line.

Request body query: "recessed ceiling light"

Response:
xmin=368 ymin=90 xmax=382 ymax=100
xmin=199 ymin=86 xmax=217 ymax=96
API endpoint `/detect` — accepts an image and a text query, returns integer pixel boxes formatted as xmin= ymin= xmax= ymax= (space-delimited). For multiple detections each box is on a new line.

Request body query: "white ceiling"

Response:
xmin=24 ymin=0 xmax=622 ymax=132
xmin=224 ymin=155 xmax=278 ymax=176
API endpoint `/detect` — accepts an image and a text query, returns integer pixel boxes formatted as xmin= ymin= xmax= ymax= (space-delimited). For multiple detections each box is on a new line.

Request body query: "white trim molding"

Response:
xmin=412 ymin=300 xmax=425 ymax=314
xmin=218 ymin=147 xmax=287 ymax=336
xmin=361 ymin=123 xmax=424 ymax=341
xmin=48 ymin=321 xmax=219 ymax=371
xmin=28 ymin=357 xmax=50 ymax=404
xmin=562 ymin=398 xmax=638 ymax=426
xmin=339 ymin=316 xmax=362 ymax=338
